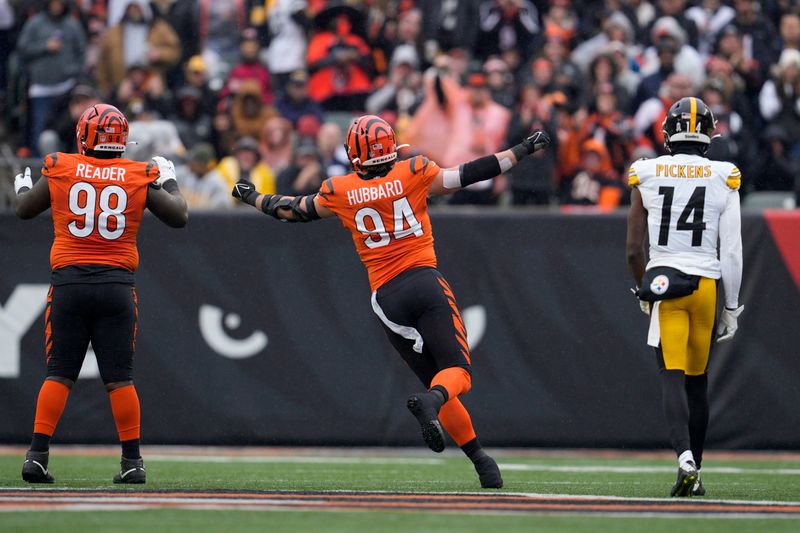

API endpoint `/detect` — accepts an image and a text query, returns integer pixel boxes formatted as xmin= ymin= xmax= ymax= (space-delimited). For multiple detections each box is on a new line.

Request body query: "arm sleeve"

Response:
xmin=316 ymin=177 xmax=335 ymax=210
xmin=719 ymin=189 xmax=743 ymax=309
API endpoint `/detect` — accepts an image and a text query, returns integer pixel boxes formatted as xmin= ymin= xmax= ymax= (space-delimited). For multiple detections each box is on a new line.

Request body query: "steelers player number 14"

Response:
xmin=657 ymin=186 xmax=707 ymax=247
xmin=68 ymin=182 xmax=128 ymax=240
xmin=354 ymin=196 xmax=423 ymax=249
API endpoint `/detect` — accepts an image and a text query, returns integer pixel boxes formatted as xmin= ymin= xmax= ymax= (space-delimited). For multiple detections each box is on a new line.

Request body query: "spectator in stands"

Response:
xmin=182 ymin=55 xmax=217 ymax=116
xmin=196 ymin=0 xmax=249 ymax=84
xmin=39 ymin=83 xmax=100 ymax=155
xmin=732 ymin=0 xmax=781 ymax=80
xmin=419 ymin=0 xmax=478 ymax=60
xmin=685 ymin=0 xmax=735 ymax=58
xmin=276 ymin=137 xmax=325 ymax=195
xmin=96 ymin=0 xmax=181 ymax=98
xmin=633 ymin=72 xmax=694 ymax=154
xmin=365 ymin=44 xmax=423 ymax=119
xmin=571 ymin=11 xmax=637 ymax=74
xmin=447 ymin=72 xmax=512 ymax=205
xmin=560 ymin=139 xmax=623 ymax=209
xmin=176 ymin=142 xmax=231 ymax=210
xmin=259 ymin=116 xmax=293 ymax=174
xmin=484 ymin=56 xmax=516 ymax=110
xmin=542 ymin=0 xmax=578 ymax=46
xmin=317 ymin=121 xmax=349 ymax=178
xmin=306 ymin=10 xmax=372 ymax=111
xmin=0 ymin=0 xmax=14 ymax=108
xmin=781 ymin=13 xmax=800 ymax=52
xmin=702 ymin=78 xmax=754 ymax=174
xmin=218 ymin=28 xmax=273 ymax=107
xmin=276 ymin=69 xmax=325 ymax=127
xmin=589 ymin=53 xmax=632 ymax=113
xmin=640 ymin=17 xmax=704 ymax=89
xmin=214 ymin=136 xmax=276 ymax=201
xmin=115 ymin=63 xmax=171 ymax=118
xmin=759 ymin=49 xmax=800 ymax=143
xmin=474 ymin=0 xmax=540 ymax=63
xmin=753 ymin=124 xmax=798 ymax=193
xmin=264 ymin=0 xmax=309 ymax=98
xmin=16 ymin=0 xmax=86 ymax=156
xmin=712 ymin=24 xmax=764 ymax=100
xmin=646 ymin=0 xmax=699 ymax=48
xmin=633 ymin=36 xmax=678 ymax=110
xmin=505 ymin=84 xmax=558 ymax=205
xmin=171 ymin=86 xmax=213 ymax=149
xmin=230 ymin=78 xmax=275 ymax=139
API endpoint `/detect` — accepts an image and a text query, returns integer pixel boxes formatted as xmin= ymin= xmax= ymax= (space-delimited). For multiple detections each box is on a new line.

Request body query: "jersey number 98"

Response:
xmin=68 ymin=182 xmax=127 ymax=240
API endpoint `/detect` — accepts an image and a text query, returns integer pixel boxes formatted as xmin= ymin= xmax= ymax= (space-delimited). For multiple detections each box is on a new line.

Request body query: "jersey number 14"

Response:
xmin=657 ymin=186 xmax=707 ymax=247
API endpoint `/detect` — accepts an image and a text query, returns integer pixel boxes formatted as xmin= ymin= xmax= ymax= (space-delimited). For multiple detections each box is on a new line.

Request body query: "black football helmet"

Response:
xmin=662 ymin=97 xmax=716 ymax=154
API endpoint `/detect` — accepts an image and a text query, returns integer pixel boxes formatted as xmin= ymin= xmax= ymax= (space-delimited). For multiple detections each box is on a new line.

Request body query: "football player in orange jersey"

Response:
xmin=13 ymin=104 xmax=188 ymax=484
xmin=232 ymin=115 xmax=549 ymax=488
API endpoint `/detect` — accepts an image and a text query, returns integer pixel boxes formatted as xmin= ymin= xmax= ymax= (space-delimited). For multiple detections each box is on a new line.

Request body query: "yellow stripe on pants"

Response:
xmin=657 ymin=277 xmax=717 ymax=375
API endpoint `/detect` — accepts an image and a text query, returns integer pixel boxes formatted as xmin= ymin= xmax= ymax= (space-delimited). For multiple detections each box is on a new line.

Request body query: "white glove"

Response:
xmin=14 ymin=167 xmax=32 ymax=194
xmin=151 ymin=156 xmax=177 ymax=188
xmin=717 ymin=305 xmax=744 ymax=342
xmin=631 ymin=288 xmax=650 ymax=315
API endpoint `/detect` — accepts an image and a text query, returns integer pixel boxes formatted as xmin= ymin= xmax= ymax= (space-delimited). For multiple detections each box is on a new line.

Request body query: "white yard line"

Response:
xmin=499 ymin=463 xmax=800 ymax=475
xmin=143 ymin=455 xmax=445 ymax=465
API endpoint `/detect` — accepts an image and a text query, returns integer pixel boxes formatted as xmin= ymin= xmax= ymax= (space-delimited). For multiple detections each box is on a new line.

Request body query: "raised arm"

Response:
xmin=14 ymin=167 xmax=51 ymax=219
xmin=231 ymin=181 xmax=335 ymax=222
xmin=145 ymin=157 xmax=188 ymax=228
xmin=428 ymin=131 xmax=551 ymax=196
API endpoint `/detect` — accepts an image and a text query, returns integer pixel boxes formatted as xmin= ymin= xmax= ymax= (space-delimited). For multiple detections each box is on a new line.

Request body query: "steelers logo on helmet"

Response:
xmin=651 ymin=275 xmax=670 ymax=296
xmin=661 ymin=96 xmax=716 ymax=154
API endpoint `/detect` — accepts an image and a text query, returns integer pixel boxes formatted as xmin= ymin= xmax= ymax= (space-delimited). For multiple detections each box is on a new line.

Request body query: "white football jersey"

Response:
xmin=629 ymin=153 xmax=741 ymax=279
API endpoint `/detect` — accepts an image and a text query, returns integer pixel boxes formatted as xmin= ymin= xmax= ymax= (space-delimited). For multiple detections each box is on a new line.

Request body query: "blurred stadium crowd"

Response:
xmin=1 ymin=0 xmax=799 ymax=210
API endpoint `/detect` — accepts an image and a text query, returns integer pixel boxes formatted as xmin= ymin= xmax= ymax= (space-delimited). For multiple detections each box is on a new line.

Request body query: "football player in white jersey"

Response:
xmin=626 ymin=96 xmax=743 ymax=497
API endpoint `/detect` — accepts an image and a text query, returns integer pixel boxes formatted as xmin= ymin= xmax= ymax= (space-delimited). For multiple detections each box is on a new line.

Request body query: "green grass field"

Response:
xmin=1 ymin=447 xmax=799 ymax=532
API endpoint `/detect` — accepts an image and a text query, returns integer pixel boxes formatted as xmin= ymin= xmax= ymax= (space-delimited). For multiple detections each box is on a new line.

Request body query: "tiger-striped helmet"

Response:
xmin=344 ymin=115 xmax=407 ymax=175
xmin=75 ymin=104 xmax=129 ymax=155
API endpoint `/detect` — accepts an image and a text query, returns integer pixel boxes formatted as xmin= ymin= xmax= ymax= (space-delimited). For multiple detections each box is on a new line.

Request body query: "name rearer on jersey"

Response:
xmin=346 ymin=179 xmax=404 ymax=206
xmin=655 ymin=164 xmax=712 ymax=179
xmin=75 ymin=163 xmax=126 ymax=182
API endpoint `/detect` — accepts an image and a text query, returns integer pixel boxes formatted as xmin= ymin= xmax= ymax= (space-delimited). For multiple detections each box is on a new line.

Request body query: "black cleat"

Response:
xmin=670 ymin=462 xmax=698 ymax=497
xmin=22 ymin=450 xmax=54 ymax=484
xmin=473 ymin=454 xmax=503 ymax=489
xmin=113 ymin=457 xmax=146 ymax=484
xmin=691 ymin=473 xmax=705 ymax=496
xmin=407 ymin=392 xmax=445 ymax=453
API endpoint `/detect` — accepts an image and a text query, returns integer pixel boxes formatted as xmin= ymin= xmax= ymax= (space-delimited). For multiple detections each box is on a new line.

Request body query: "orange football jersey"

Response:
xmin=317 ymin=156 xmax=441 ymax=291
xmin=42 ymin=152 xmax=157 ymax=272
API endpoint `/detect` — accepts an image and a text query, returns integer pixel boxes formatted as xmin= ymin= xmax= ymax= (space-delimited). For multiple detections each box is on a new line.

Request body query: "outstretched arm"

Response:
xmin=14 ymin=167 xmax=51 ymax=219
xmin=145 ymin=157 xmax=188 ymax=228
xmin=428 ymin=131 xmax=550 ymax=196
xmin=232 ymin=181 xmax=335 ymax=222
xmin=626 ymin=187 xmax=648 ymax=285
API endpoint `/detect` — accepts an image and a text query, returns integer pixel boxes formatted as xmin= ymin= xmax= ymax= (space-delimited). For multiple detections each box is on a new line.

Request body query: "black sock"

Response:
xmin=121 ymin=439 xmax=141 ymax=459
xmin=461 ymin=438 xmax=487 ymax=464
xmin=429 ymin=385 xmax=448 ymax=407
xmin=661 ymin=369 xmax=691 ymax=456
xmin=685 ymin=374 xmax=709 ymax=470
xmin=30 ymin=433 xmax=51 ymax=453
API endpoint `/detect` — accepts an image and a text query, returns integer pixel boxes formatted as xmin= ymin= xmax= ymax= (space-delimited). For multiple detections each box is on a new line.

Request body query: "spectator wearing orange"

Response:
xmin=560 ymin=139 xmax=623 ymax=209
xmin=633 ymin=72 xmax=693 ymax=154
xmin=96 ymin=0 xmax=181 ymax=98
xmin=230 ymin=78 xmax=275 ymax=139
xmin=306 ymin=12 xmax=372 ymax=110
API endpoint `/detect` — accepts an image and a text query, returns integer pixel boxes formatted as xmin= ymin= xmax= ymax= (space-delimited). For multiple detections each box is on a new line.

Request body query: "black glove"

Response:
xmin=510 ymin=130 xmax=551 ymax=161
xmin=232 ymin=179 xmax=259 ymax=206
xmin=520 ymin=130 xmax=551 ymax=154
